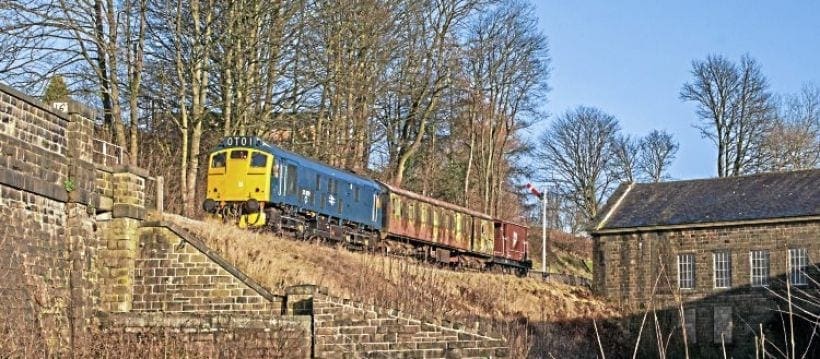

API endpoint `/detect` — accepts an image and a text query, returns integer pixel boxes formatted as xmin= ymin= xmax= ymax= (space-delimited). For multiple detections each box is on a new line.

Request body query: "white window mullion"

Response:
xmin=789 ymin=248 xmax=808 ymax=286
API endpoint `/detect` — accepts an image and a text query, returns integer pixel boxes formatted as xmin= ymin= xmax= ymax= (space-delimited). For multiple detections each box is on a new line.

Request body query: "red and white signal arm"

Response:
xmin=525 ymin=183 xmax=542 ymax=199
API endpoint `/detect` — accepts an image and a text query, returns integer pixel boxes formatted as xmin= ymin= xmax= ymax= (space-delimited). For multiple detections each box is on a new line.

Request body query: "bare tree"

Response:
xmin=217 ymin=0 xmax=301 ymax=137
xmin=756 ymin=84 xmax=820 ymax=171
xmin=0 ymin=0 xmax=148 ymax=159
xmin=123 ymin=0 xmax=148 ymax=165
xmin=299 ymin=0 xmax=400 ymax=170
xmin=457 ymin=0 xmax=549 ymax=215
xmin=535 ymin=106 xmax=620 ymax=225
xmin=638 ymin=129 xmax=678 ymax=182
xmin=374 ymin=0 xmax=481 ymax=185
xmin=612 ymin=135 xmax=639 ymax=183
xmin=680 ymin=54 xmax=774 ymax=177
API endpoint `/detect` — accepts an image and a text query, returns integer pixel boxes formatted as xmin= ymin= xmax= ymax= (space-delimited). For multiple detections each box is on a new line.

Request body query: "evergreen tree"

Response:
xmin=42 ymin=75 xmax=69 ymax=104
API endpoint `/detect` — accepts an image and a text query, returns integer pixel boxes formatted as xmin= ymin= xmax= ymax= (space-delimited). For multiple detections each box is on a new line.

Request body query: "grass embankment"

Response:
xmin=529 ymin=229 xmax=594 ymax=278
xmin=165 ymin=215 xmax=623 ymax=357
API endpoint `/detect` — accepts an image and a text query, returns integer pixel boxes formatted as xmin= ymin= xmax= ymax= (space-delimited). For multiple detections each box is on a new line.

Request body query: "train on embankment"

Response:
xmin=202 ymin=136 xmax=532 ymax=275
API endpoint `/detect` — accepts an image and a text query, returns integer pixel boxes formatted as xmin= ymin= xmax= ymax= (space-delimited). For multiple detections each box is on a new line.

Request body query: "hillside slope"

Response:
xmin=165 ymin=215 xmax=624 ymax=357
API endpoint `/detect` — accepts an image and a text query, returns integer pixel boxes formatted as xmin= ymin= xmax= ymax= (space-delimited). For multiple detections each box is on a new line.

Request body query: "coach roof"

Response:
xmin=594 ymin=168 xmax=820 ymax=231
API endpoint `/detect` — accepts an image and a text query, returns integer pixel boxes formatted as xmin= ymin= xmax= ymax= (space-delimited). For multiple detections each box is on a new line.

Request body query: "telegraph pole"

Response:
xmin=526 ymin=182 xmax=549 ymax=274
xmin=541 ymin=192 xmax=547 ymax=273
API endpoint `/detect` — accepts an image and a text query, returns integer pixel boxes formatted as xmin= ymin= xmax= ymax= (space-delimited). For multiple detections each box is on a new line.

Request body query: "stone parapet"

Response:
xmin=95 ymin=312 xmax=311 ymax=358
xmin=310 ymin=291 xmax=509 ymax=358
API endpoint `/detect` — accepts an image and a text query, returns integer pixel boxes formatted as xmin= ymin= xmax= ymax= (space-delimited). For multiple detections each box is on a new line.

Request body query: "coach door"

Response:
xmin=280 ymin=160 xmax=299 ymax=203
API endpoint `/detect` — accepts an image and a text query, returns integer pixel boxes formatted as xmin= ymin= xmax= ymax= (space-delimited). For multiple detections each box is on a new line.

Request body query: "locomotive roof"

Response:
xmin=377 ymin=181 xmax=493 ymax=220
xmin=215 ymin=136 xmax=381 ymax=189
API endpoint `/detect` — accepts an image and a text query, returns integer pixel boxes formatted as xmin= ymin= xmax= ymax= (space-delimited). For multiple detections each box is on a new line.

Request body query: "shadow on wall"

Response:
xmin=592 ymin=260 xmax=820 ymax=358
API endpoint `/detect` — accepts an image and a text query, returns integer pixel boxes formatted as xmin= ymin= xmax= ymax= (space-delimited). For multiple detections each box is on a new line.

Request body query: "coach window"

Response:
xmin=315 ymin=174 xmax=321 ymax=190
xmin=250 ymin=152 xmax=267 ymax=167
xmin=392 ymin=197 xmax=401 ymax=218
xmin=329 ymin=179 xmax=337 ymax=194
xmin=211 ymin=152 xmax=226 ymax=168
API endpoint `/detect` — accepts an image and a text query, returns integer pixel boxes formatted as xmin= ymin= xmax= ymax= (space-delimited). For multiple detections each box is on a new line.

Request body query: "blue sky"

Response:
xmin=530 ymin=1 xmax=820 ymax=180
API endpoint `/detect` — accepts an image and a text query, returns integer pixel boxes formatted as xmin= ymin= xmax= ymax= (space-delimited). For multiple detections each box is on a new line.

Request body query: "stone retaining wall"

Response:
xmin=95 ymin=312 xmax=311 ymax=358
xmin=0 ymin=83 xmax=97 ymax=356
xmin=134 ymin=223 xmax=284 ymax=315
xmin=0 ymin=82 xmax=510 ymax=357
xmin=302 ymin=287 xmax=508 ymax=358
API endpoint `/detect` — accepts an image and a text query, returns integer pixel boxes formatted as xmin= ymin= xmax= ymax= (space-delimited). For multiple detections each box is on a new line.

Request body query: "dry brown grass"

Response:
xmin=528 ymin=229 xmax=594 ymax=278
xmin=166 ymin=214 xmax=623 ymax=357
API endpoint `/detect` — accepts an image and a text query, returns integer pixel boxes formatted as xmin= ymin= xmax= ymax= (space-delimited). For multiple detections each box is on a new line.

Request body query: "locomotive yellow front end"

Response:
xmin=202 ymin=137 xmax=275 ymax=228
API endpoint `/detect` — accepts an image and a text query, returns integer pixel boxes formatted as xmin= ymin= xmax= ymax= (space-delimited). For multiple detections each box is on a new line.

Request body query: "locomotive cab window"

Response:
xmin=211 ymin=152 xmax=226 ymax=168
xmin=250 ymin=152 xmax=268 ymax=167
xmin=230 ymin=150 xmax=248 ymax=159
xmin=354 ymin=186 xmax=360 ymax=202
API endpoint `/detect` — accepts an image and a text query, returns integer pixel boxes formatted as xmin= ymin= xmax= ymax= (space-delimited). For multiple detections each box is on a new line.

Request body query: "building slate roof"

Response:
xmin=595 ymin=168 xmax=820 ymax=230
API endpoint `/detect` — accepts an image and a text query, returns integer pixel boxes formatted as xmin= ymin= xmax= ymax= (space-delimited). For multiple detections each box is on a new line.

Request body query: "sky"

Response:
xmin=530 ymin=1 xmax=820 ymax=180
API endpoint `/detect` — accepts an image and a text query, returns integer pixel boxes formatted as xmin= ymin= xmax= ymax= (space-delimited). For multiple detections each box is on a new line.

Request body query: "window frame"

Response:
xmin=229 ymin=150 xmax=248 ymax=159
xmin=210 ymin=152 xmax=227 ymax=168
xmin=677 ymin=253 xmax=695 ymax=290
xmin=788 ymin=248 xmax=808 ymax=286
xmin=713 ymin=251 xmax=732 ymax=289
xmin=750 ymin=250 xmax=770 ymax=287
xmin=285 ymin=164 xmax=298 ymax=196
xmin=250 ymin=152 xmax=268 ymax=168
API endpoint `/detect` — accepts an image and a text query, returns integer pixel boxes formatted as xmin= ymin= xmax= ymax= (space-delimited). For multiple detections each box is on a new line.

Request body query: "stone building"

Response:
xmin=591 ymin=169 xmax=819 ymax=357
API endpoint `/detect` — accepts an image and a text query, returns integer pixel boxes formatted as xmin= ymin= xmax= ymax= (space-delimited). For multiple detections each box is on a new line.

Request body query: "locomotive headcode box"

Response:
xmin=219 ymin=136 xmax=265 ymax=148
